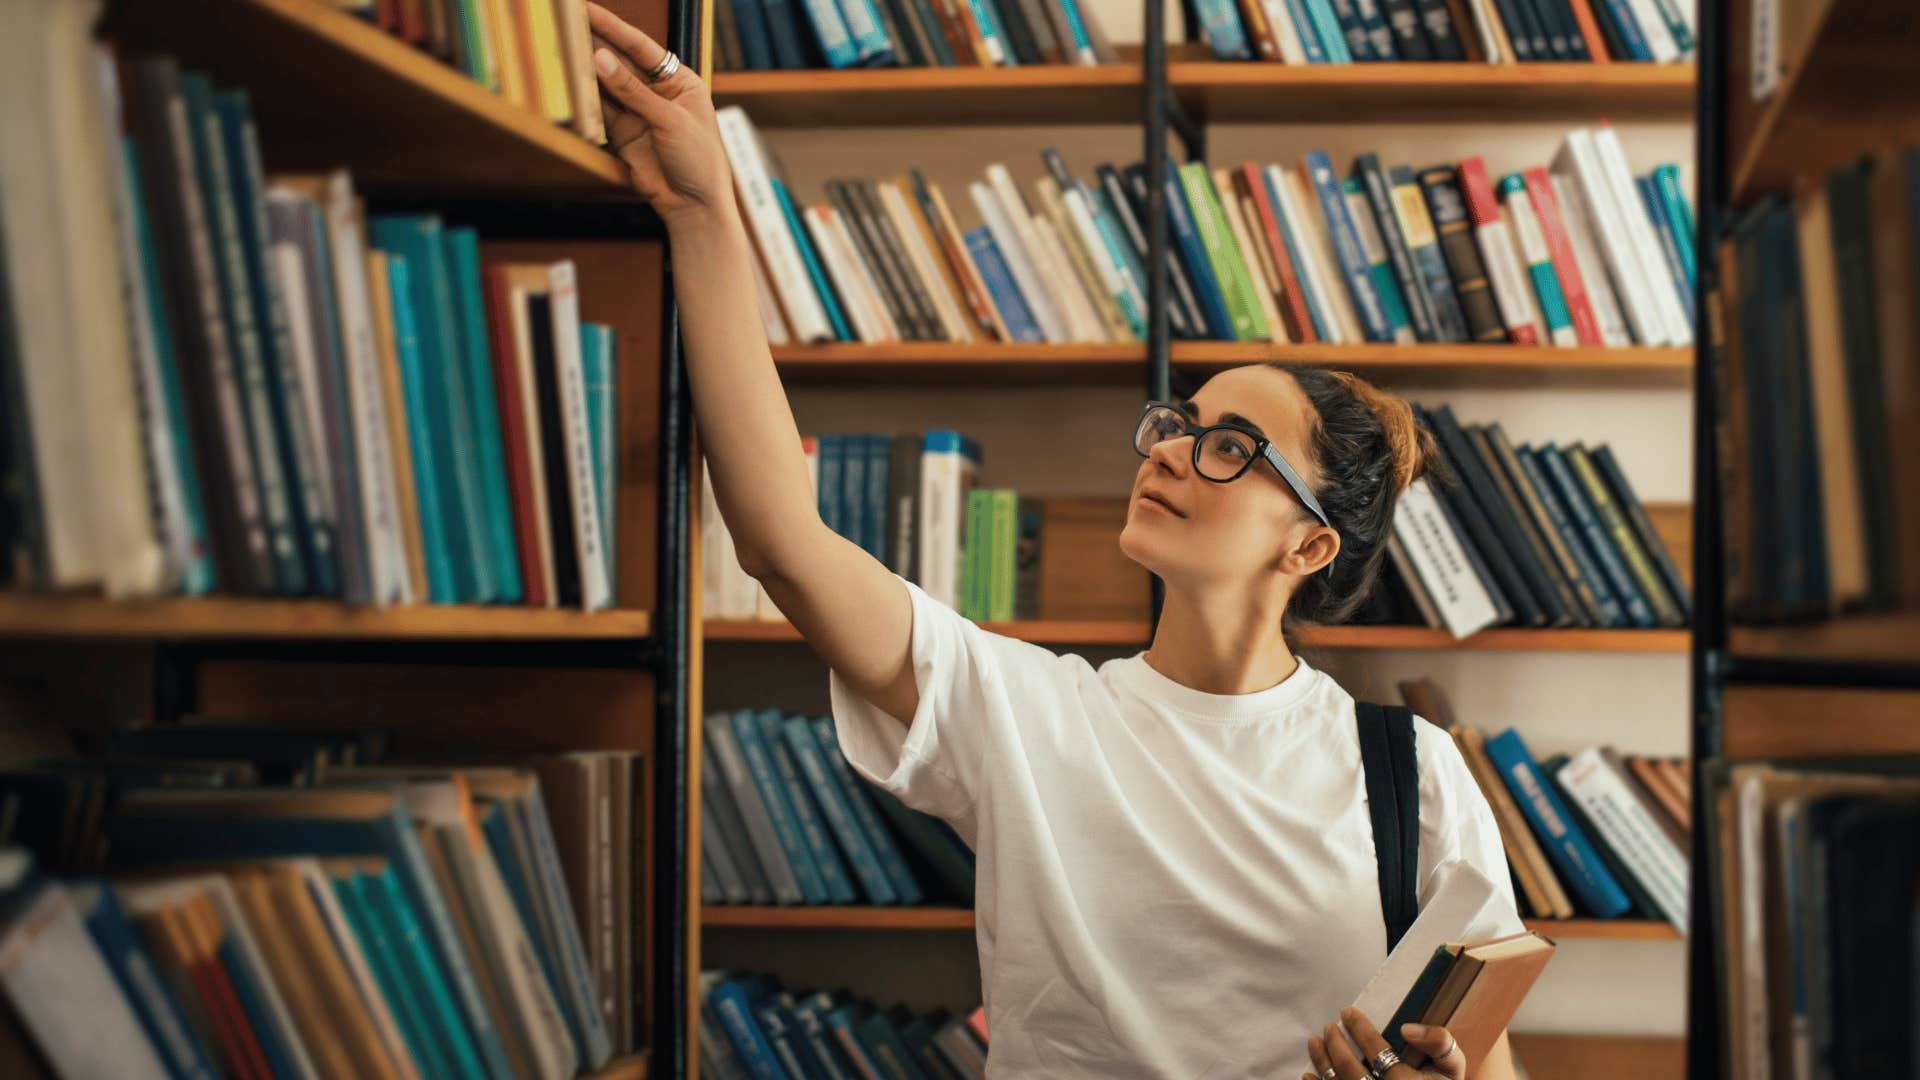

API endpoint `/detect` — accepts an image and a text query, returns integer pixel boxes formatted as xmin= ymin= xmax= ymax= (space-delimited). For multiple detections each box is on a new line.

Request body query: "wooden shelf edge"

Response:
xmin=712 ymin=63 xmax=1145 ymax=93
xmin=0 ymin=595 xmax=652 ymax=641
xmin=583 ymin=1052 xmax=650 ymax=1080
xmin=1167 ymin=61 xmax=1696 ymax=88
xmin=706 ymin=619 xmax=1688 ymax=653
xmin=701 ymin=906 xmax=1678 ymax=939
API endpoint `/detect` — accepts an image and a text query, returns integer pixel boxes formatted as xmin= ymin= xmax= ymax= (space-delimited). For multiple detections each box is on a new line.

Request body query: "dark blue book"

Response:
xmin=762 ymin=0 xmax=812 ymax=67
xmin=784 ymin=714 xmax=898 ymax=905
xmin=1386 ymin=163 xmax=1469 ymax=342
xmin=757 ymin=709 xmax=858 ymax=905
xmin=1483 ymin=729 xmax=1631 ymax=918
xmin=444 ymin=228 xmax=523 ymax=602
xmin=857 ymin=1007 xmax=931 ymax=1080
xmin=74 ymin=882 xmax=218 ymax=1080
xmin=788 ymin=991 xmax=861 ymax=1080
xmin=774 ymin=179 xmax=853 ymax=342
xmin=731 ymin=0 xmax=778 ymax=67
xmin=810 ymin=717 xmax=923 ymax=904
xmin=1285 ymin=0 xmax=1330 ymax=62
xmin=1534 ymin=445 xmax=1656 ymax=627
xmin=1161 ymin=159 xmax=1235 ymax=340
xmin=732 ymin=710 xmax=831 ymax=904
xmin=824 ymin=1002 xmax=886 ymax=1077
xmin=1192 ymin=0 xmax=1252 ymax=57
xmin=215 ymin=930 xmax=304 ymax=1080
xmin=841 ymin=435 xmax=868 ymax=552
xmin=1353 ymin=154 xmax=1437 ymax=342
xmin=866 ymin=787 xmax=974 ymax=901
xmin=863 ymin=434 xmax=891 ymax=565
xmin=817 ymin=435 xmax=846 ymax=540
xmin=1515 ymin=443 xmax=1627 ymax=627
xmin=1352 ymin=0 xmax=1398 ymax=58
xmin=1635 ymin=177 xmax=1696 ymax=334
xmin=1329 ymin=0 xmax=1374 ymax=60
xmin=1112 ymin=163 xmax=1207 ymax=338
xmin=758 ymin=992 xmax=836 ymax=1079
xmin=1591 ymin=0 xmax=1651 ymax=60
xmin=1304 ymin=151 xmax=1392 ymax=342
xmin=708 ymin=973 xmax=791 ymax=1079
xmin=963 ymin=228 xmax=1043 ymax=343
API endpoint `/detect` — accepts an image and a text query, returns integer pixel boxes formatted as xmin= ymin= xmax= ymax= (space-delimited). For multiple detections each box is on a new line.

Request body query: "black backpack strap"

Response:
xmin=1356 ymin=701 xmax=1421 ymax=953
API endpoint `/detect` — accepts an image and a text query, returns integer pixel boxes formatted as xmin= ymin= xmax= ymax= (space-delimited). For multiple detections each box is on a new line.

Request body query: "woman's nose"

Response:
xmin=1148 ymin=435 xmax=1190 ymax=477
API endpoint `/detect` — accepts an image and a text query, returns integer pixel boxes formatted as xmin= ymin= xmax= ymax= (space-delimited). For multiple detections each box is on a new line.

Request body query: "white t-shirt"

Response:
xmin=829 ymin=577 xmax=1519 ymax=1078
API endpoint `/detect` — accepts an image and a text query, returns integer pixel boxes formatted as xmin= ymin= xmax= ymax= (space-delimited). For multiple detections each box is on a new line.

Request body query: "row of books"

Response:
xmin=1374 ymin=405 xmax=1688 ymax=636
xmin=725 ymin=108 xmax=1696 ymax=349
xmin=0 ymin=50 xmax=620 ymax=608
xmin=1706 ymin=759 xmax=1919 ymax=1076
xmin=1402 ymin=680 xmax=1688 ymax=930
xmin=712 ymin=0 xmax=1118 ymax=70
xmin=1192 ymin=0 xmax=1697 ymax=64
xmin=700 ymin=971 xmax=989 ymax=1080
xmin=1711 ymin=148 xmax=1920 ymax=624
xmin=0 ymin=727 xmax=652 ymax=1078
xmin=701 ymin=710 xmax=976 ymax=907
xmin=702 ymin=430 xmax=1043 ymax=622
xmin=338 ymin=0 xmax=609 ymax=143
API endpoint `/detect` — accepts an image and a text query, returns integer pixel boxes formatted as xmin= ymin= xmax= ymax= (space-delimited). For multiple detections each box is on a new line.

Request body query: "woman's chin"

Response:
xmin=1116 ymin=520 xmax=1165 ymax=575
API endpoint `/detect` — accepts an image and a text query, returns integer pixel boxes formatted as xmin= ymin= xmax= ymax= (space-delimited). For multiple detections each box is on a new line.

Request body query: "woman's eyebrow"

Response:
xmin=1218 ymin=411 xmax=1268 ymax=440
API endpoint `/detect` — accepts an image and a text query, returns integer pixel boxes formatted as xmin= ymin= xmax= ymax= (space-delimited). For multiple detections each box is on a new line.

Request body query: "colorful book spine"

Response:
xmin=1354 ymin=154 xmax=1436 ymax=342
xmin=382 ymin=256 xmax=455 ymax=602
xmin=757 ymin=708 xmax=858 ymax=905
xmin=1163 ymin=161 xmax=1236 ymax=340
xmin=773 ymin=179 xmax=853 ymax=342
xmin=730 ymin=709 xmax=831 ymax=904
xmin=1386 ymin=164 xmax=1468 ymax=343
xmin=1520 ymin=167 xmax=1603 ymax=347
xmin=1535 ymin=444 xmax=1656 ymax=627
xmin=1193 ymin=0 xmax=1254 ymax=58
xmin=1342 ymin=176 xmax=1413 ymax=344
xmin=1482 ymin=728 xmax=1632 ymax=918
xmin=1457 ymin=157 xmax=1542 ymax=346
xmin=445 ymin=228 xmax=523 ymax=603
xmin=1636 ymin=175 xmax=1696 ymax=321
xmin=783 ymin=713 xmax=899 ymax=905
xmin=1179 ymin=162 xmax=1266 ymax=341
xmin=963 ymin=228 xmax=1043 ymax=343
xmin=1284 ymin=0 xmax=1331 ymax=61
xmin=1305 ymin=152 xmax=1391 ymax=342
xmin=1497 ymin=173 xmax=1578 ymax=347
xmin=836 ymin=0 xmax=898 ymax=62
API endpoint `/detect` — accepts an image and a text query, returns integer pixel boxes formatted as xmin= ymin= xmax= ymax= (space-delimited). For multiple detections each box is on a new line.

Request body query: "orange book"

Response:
xmin=1563 ymin=0 xmax=1612 ymax=60
xmin=1417 ymin=932 xmax=1557 ymax=1074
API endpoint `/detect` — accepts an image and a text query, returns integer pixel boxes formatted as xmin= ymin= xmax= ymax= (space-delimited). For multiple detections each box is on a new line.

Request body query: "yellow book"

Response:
xmin=485 ymin=0 xmax=530 ymax=109
xmin=520 ymin=0 xmax=574 ymax=123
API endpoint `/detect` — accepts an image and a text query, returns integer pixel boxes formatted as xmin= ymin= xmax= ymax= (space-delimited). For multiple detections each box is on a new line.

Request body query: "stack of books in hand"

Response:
xmin=0 ymin=49 xmax=620 ymax=609
xmin=1189 ymin=0 xmax=1696 ymax=64
xmin=0 ymin=726 xmax=651 ymax=1077
xmin=701 ymin=970 xmax=989 ymax=1079
xmin=702 ymin=710 xmax=975 ymax=906
xmin=1368 ymin=405 xmax=1688 ymax=637
xmin=713 ymin=0 xmax=1117 ymax=71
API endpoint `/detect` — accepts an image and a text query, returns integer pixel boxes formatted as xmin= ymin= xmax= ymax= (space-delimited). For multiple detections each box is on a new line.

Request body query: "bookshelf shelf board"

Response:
xmin=709 ymin=63 xmax=1146 ymax=126
xmin=1172 ymin=343 xmax=1694 ymax=387
xmin=707 ymin=619 xmax=1687 ymax=652
xmin=701 ymin=906 xmax=1678 ymax=939
xmin=0 ymin=595 xmax=651 ymax=641
xmin=1167 ymin=62 xmax=1697 ymax=123
xmin=771 ymin=343 xmax=1144 ymax=383
xmin=1729 ymin=611 xmax=1920 ymax=668
xmin=705 ymin=618 xmax=1151 ymax=645
xmin=585 ymin=1053 xmax=650 ymax=1080
xmin=109 ymin=0 xmax=633 ymax=196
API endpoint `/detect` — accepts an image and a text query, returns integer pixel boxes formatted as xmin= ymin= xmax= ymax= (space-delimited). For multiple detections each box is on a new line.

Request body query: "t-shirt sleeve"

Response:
xmin=1413 ymin=719 xmax=1526 ymax=935
xmin=828 ymin=574 xmax=1028 ymax=828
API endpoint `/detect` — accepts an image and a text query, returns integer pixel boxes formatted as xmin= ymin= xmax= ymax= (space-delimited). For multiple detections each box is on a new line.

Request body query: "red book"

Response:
xmin=1457 ymin=157 xmax=1540 ymax=346
xmin=1238 ymin=163 xmax=1316 ymax=344
xmin=1520 ymin=167 xmax=1603 ymax=346
xmin=968 ymin=1004 xmax=989 ymax=1044
xmin=484 ymin=265 xmax=549 ymax=608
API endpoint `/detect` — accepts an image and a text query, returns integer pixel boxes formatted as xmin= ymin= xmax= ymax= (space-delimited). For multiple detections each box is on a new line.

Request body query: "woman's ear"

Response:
xmin=1277 ymin=525 xmax=1340 ymax=577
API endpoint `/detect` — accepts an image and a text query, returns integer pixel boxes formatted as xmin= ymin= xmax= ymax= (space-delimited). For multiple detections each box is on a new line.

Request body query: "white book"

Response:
xmin=1347 ymin=859 xmax=1523 ymax=1050
xmin=1500 ymin=182 xmax=1576 ymax=346
xmin=699 ymin=460 xmax=731 ymax=619
xmin=987 ymin=164 xmax=1097 ymax=340
xmin=877 ymin=182 xmax=974 ymax=343
xmin=1075 ymin=179 xmax=1148 ymax=336
xmin=1557 ymin=132 xmax=1668 ymax=346
xmin=747 ymin=241 xmax=792 ymax=346
xmin=0 ymin=884 xmax=172 ymax=1080
xmin=1037 ymin=176 xmax=1125 ymax=339
xmin=917 ymin=432 xmax=979 ymax=610
xmin=1392 ymin=479 xmax=1502 ymax=639
xmin=715 ymin=107 xmax=832 ymax=342
xmin=1260 ymin=0 xmax=1308 ymax=62
xmin=1548 ymin=172 xmax=1633 ymax=347
xmin=295 ymin=859 xmax=423 ymax=1080
xmin=1213 ymin=170 xmax=1285 ymax=344
xmin=547 ymin=261 xmax=613 ymax=611
xmin=1266 ymin=165 xmax=1342 ymax=344
xmin=1464 ymin=0 xmax=1507 ymax=62
xmin=1592 ymin=126 xmax=1693 ymax=345
xmin=1623 ymin=0 xmax=1681 ymax=61
xmin=1283 ymin=166 xmax=1364 ymax=344
xmin=824 ymin=207 xmax=898 ymax=341
xmin=1344 ymin=186 xmax=1414 ymax=344
xmin=804 ymin=206 xmax=890 ymax=343
xmin=970 ymin=179 xmax=1067 ymax=342
xmin=267 ymin=240 xmax=340 ymax=530
xmin=502 ymin=280 xmax=560 ymax=607
xmin=322 ymin=172 xmax=412 ymax=606
xmin=1555 ymin=749 xmax=1689 ymax=931
xmin=1474 ymin=210 xmax=1544 ymax=345
xmin=1031 ymin=213 xmax=1109 ymax=342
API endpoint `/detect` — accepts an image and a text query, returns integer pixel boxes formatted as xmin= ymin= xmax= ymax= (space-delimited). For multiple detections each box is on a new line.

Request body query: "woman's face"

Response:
xmin=1118 ymin=366 xmax=1335 ymax=592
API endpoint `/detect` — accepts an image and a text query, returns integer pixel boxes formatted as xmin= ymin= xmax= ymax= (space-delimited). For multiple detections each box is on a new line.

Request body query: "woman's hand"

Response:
xmin=1303 ymin=1008 xmax=1466 ymax=1080
xmin=583 ymin=2 xmax=733 ymax=225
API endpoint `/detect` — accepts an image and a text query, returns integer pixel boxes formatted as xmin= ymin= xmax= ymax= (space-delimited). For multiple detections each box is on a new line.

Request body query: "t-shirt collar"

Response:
xmin=1115 ymin=652 xmax=1321 ymax=722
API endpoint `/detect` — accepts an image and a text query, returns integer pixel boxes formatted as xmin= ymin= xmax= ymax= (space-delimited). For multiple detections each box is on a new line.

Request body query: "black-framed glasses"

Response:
xmin=1132 ymin=401 xmax=1332 ymax=528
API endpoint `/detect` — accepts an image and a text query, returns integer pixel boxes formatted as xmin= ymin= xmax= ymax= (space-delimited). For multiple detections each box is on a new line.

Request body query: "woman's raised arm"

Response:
xmin=586 ymin=3 xmax=919 ymax=724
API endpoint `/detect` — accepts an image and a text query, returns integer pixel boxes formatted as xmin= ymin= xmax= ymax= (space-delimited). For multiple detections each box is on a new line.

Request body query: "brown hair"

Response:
xmin=1266 ymin=364 xmax=1449 ymax=626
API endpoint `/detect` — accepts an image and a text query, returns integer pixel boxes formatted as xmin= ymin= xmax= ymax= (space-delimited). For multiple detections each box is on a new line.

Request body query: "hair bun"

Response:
xmin=1330 ymin=373 xmax=1430 ymax=497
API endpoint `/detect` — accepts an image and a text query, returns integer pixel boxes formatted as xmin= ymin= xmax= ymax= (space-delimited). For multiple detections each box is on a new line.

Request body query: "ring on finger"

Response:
xmin=1320 ymin=1069 xmax=1338 ymax=1080
xmin=1367 ymin=1047 xmax=1403 ymax=1077
xmin=643 ymin=50 xmax=680 ymax=82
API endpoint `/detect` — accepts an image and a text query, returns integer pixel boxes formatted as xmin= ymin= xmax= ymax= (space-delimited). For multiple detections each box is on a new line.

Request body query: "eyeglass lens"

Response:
xmin=1134 ymin=406 xmax=1260 ymax=482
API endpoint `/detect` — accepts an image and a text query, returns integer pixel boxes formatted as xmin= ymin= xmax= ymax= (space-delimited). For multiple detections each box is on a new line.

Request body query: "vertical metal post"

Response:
xmin=1145 ymin=0 xmax=1172 ymax=630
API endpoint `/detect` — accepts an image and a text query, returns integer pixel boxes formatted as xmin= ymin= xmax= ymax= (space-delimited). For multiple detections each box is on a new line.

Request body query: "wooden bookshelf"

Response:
xmin=1728 ymin=610 xmax=1920 ymax=667
xmin=1167 ymin=61 xmax=1697 ymax=123
xmin=586 ymin=1053 xmax=652 ymax=1080
xmin=709 ymin=63 xmax=1145 ymax=126
xmin=0 ymin=594 xmax=652 ymax=641
xmin=767 ymin=343 xmax=1693 ymax=386
xmin=707 ymin=618 xmax=1686 ymax=652
xmin=107 ymin=0 xmax=634 ymax=196
xmin=701 ymin=905 xmax=1680 ymax=940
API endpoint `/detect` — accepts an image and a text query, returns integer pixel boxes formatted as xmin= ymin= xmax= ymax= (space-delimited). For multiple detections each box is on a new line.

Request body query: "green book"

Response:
xmin=443 ymin=228 xmax=521 ymax=603
xmin=1177 ymin=162 xmax=1268 ymax=342
xmin=336 ymin=870 xmax=447 ymax=1080
xmin=989 ymin=489 xmax=1016 ymax=622
xmin=362 ymin=864 xmax=488 ymax=1080
xmin=962 ymin=489 xmax=991 ymax=621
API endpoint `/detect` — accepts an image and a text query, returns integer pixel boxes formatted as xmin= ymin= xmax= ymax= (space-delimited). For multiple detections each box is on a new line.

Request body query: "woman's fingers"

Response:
xmin=1323 ymin=1023 xmax=1371 ymax=1079
xmin=583 ymin=2 xmax=703 ymax=98
xmin=1399 ymin=1023 xmax=1465 ymax=1077
xmin=1306 ymin=1034 xmax=1345 ymax=1080
xmin=592 ymin=46 xmax=678 ymax=130
xmin=1341 ymin=1008 xmax=1419 ymax=1079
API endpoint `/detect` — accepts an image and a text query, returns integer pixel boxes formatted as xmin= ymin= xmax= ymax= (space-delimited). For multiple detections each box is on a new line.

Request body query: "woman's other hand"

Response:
xmin=584 ymin=2 xmax=731 ymax=224
xmin=1302 ymin=1008 xmax=1467 ymax=1080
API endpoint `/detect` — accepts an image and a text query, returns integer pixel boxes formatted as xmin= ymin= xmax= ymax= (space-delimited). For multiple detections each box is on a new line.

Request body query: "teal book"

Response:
xmin=758 ymin=709 xmax=858 ymax=905
xmin=214 ymin=931 xmax=304 ymax=1080
xmin=104 ymin=788 xmax=516 ymax=1080
xmin=1651 ymin=164 xmax=1697 ymax=289
xmin=370 ymin=215 xmax=496 ymax=603
xmin=444 ymin=228 xmax=522 ymax=602
xmin=121 ymin=142 xmax=215 ymax=595
xmin=384 ymin=256 xmax=456 ymax=602
xmin=336 ymin=871 xmax=448 ymax=1080
xmin=363 ymin=864 xmax=487 ymax=1079
xmin=858 ymin=1005 xmax=932 ymax=1080
xmin=784 ymin=713 xmax=898 ymax=904
xmin=773 ymin=177 xmax=853 ymax=341
xmin=730 ymin=709 xmax=831 ymax=903
xmin=809 ymin=716 xmax=924 ymax=904
xmin=580 ymin=323 xmax=616 ymax=584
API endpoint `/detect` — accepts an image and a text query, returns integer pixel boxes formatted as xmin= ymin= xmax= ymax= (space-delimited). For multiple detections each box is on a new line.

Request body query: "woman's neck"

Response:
xmin=1141 ymin=582 xmax=1298 ymax=696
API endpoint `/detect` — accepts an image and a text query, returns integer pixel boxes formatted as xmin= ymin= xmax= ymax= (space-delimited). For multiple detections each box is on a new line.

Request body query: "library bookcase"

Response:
xmin=688 ymin=2 xmax=1702 ymax=1076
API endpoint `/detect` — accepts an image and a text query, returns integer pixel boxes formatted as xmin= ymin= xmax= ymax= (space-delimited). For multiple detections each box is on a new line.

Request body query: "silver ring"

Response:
xmin=644 ymin=50 xmax=680 ymax=82
xmin=1368 ymin=1047 xmax=1403 ymax=1077
xmin=1437 ymin=1035 xmax=1459 ymax=1060
xmin=1320 ymin=1069 xmax=1338 ymax=1080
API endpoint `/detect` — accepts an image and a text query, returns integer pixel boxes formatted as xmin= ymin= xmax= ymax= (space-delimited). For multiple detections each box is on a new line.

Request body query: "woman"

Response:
xmin=584 ymin=7 xmax=1521 ymax=1076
